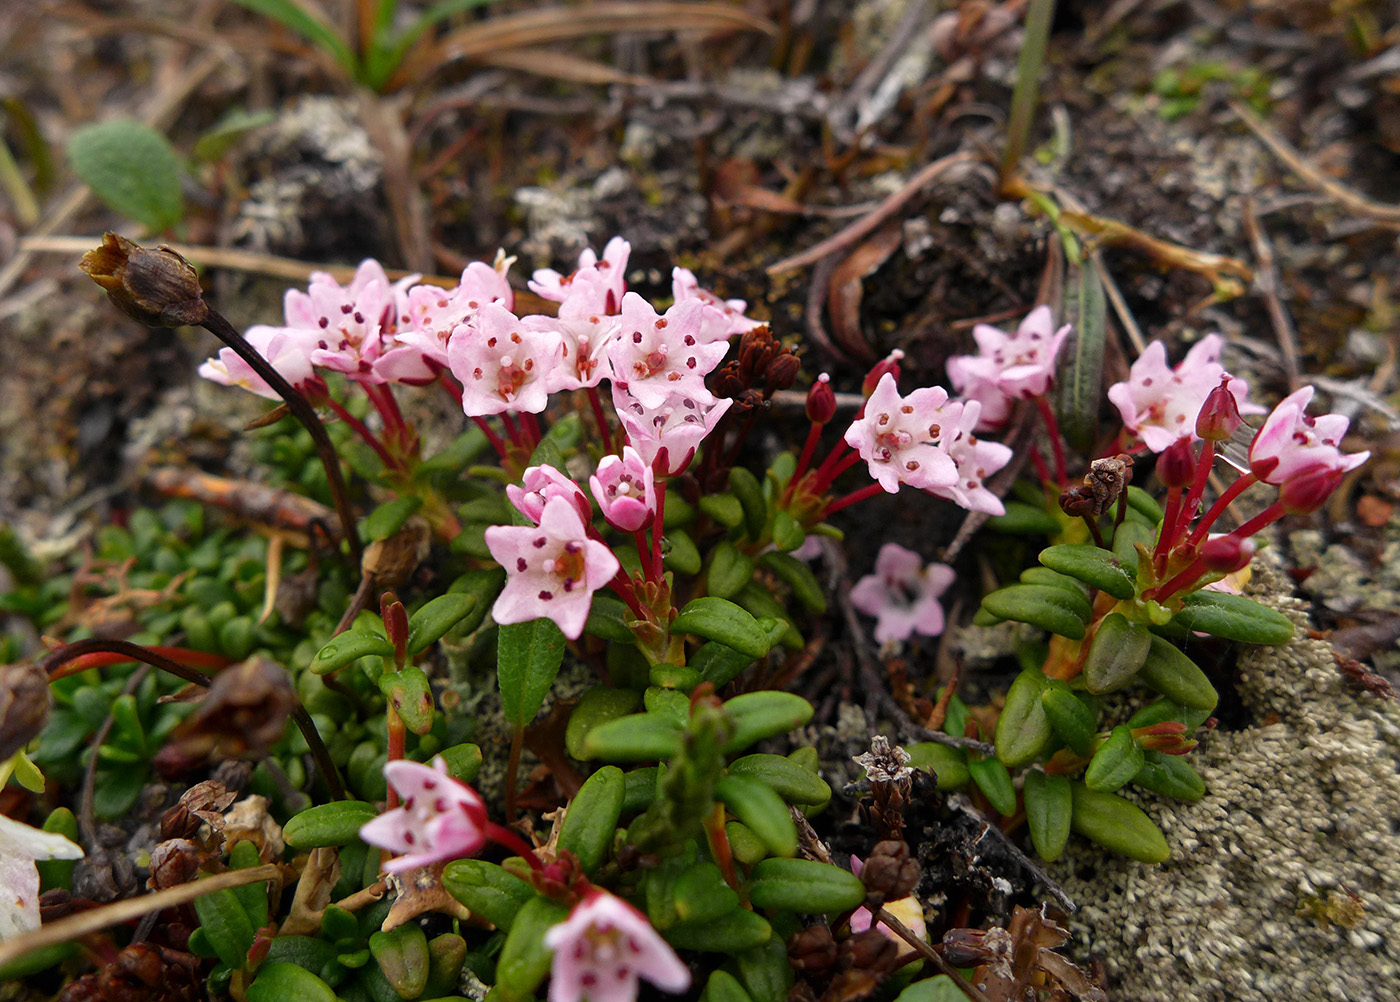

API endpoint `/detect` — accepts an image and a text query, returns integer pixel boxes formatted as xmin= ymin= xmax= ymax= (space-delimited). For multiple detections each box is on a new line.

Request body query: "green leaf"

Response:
xmin=1132 ymin=750 xmax=1206 ymax=801
xmin=708 ymin=541 xmax=755 ymax=600
xmin=438 ymin=742 xmax=482 ymax=784
xmin=496 ymin=895 xmax=569 ymax=1002
xmin=583 ymin=712 xmax=684 ymax=762
xmin=1111 ymin=518 xmax=1155 ymax=566
xmin=699 ymin=493 xmax=744 ymax=528
xmin=890 ymin=975 xmax=971 ymax=1002
xmin=968 ymin=754 xmax=1016 ymax=816
xmin=228 ymin=839 xmax=269 ymax=929
xmin=770 ymin=510 xmax=806 ymax=552
xmin=672 ymin=861 xmax=741 ymax=924
xmin=247 ymin=962 xmax=337 ymax=1002
xmin=1169 ymin=590 xmax=1294 ymax=645
xmin=496 ymin=617 xmax=566 ymax=728
xmin=691 ymin=640 xmax=757 ymax=689
xmin=1023 ymin=771 xmax=1072 ymax=862
xmin=702 ymin=969 xmax=756 ymax=1002
xmin=748 ymin=858 xmax=865 ymax=913
xmin=1060 ymin=261 xmax=1106 ymax=452
xmin=557 ymin=766 xmax=625 ymax=874
xmin=1084 ymin=725 xmax=1145 ymax=793
xmin=985 ymin=500 xmax=1062 ymax=535
xmin=0 ymin=942 xmax=78 ymax=982
xmin=36 ymin=809 xmax=79 ymax=892
xmin=1125 ymin=698 xmax=1213 ymax=732
xmin=715 ymin=775 xmax=797 ymax=858
xmin=442 ymin=860 xmax=535 ymax=932
xmin=1039 ymin=543 xmax=1137 ymax=599
xmin=1125 ymin=486 xmax=1164 ymax=524
xmin=672 ymin=597 xmax=770 ymax=659
xmin=980 ymin=584 xmax=1090 ymax=640
xmin=565 ymin=687 xmax=642 ymax=760
xmin=726 ymin=754 xmax=830 ymax=807
xmin=665 ymin=908 xmax=771 ymax=952
xmin=360 ymin=496 xmax=423 ymax=542
xmin=720 ymin=691 xmax=814 ymax=755
xmin=423 ymin=933 xmax=469 ymax=998
xmin=904 ymin=742 xmax=970 ymax=791
xmin=583 ymin=593 xmax=635 ymax=642
xmin=725 ymin=821 xmax=767 ymax=865
xmin=193 ymin=884 xmax=257 ymax=970
xmin=229 ymin=0 xmax=357 ymax=76
xmin=1081 ymin=612 xmax=1152 ymax=694
xmin=68 ymin=120 xmax=183 ymax=230
xmin=729 ymin=467 xmax=767 ymax=540
xmin=192 ymin=108 xmax=277 ymax=163
xmin=1040 ymin=682 xmax=1098 ymax=757
xmin=1018 ymin=566 xmax=1089 ymax=594
xmin=757 ymin=551 xmax=827 ymax=613
xmin=1138 ymin=634 xmax=1218 ymax=711
xmin=994 ymin=667 xmax=1053 ymax=768
xmin=1069 ymin=782 xmax=1170 ymax=863
xmin=310 ymin=631 xmax=392 ymax=676
xmin=663 ymin=528 xmax=702 ymax=575
xmin=407 ymin=593 xmax=479 ymax=654
xmin=283 ymin=801 xmax=380 ymax=849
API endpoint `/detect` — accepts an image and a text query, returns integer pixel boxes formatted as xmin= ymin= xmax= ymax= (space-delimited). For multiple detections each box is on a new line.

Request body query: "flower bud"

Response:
xmin=1200 ymin=534 xmax=1255 ymax=573
xmin=860 ymin=349 xmax=904 ymax=398
xmin=80 ymin=233 xmax=208 ymax=328
xmin=1278 ymin=465 xmax=1345 ymax=515
xmin=843 ymin=929 xmax=901 ymax=973
xmin=764 ymin=351 xmax=801 ymax=395
xmin=1158 ymin=436 xmax=1196 ymax=489
xmin=788 ymin=925 xmax=838 ymax=971
xmin=807 ymin=374 xmax=836 ymax=424
xmin=1195 ymin=377 xmax=1244 ymax=441
xmin=0 ymin=663 xmax=51 ymax=760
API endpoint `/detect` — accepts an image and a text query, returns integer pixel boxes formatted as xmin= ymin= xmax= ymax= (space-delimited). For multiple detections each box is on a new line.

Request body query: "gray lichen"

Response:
xmin=1052 ymin=559 xmax=1400 ymax=1001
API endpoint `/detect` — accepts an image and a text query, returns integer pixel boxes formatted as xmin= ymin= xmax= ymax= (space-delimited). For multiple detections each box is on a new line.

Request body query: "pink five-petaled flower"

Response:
xmin=590 ymin=447 xmax=657 ymax=533
xmin=543 ymin=889 xmax=691 ymax=1002
xmin=358 ymin=757 xmax=489 ymax=874
xmin=447 ymin=302 xmax=561 ymax=416
xmin=613 ymin=384 xmax=733 ymax=476
xmin=1106 ymin=334 xmax=1258 ymax=453
xmin=290 ymin=260 xmax=423 ymax=382
xmin=381 ymin=261 xmax=515 ymax=377
xmin=527 ymin=270 xmax=622 ymax=392
xmin=1248 ymin=386 xmax=1371 ymax=485
xmin=924 ymin=400 xmax=1014 ymax=515
xmin=850 ymin=543 xmax=955 ymax=645
xmin=507 ymin=465 xmax=593 ymax=526
xmin=843 ymin=374 xmax=962 ymax=494
xmin=198 ymin=324 xmax=321 ymax=400
xmin=946 ymin=306 xmax=1071 ymax=428
xmin=606 ymin=293 xmax=732 ymax=409
xmin=485 ymin=496 xmax=621 ymax=640
xmin=671 ymin=266 xmax=763 ymax=336
xmin=530 ymin=236 xmax=631 ymax=315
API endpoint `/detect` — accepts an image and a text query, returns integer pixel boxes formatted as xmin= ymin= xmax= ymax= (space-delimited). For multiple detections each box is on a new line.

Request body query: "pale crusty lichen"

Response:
xmin=1052 ymin=559 xmax=1400 ymax=1002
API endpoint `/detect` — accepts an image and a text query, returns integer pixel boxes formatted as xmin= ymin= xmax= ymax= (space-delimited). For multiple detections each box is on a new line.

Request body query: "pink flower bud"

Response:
xmin=807 ymin=374 xmax=836 ymax=424
xmin=1158 ymin=436 xmax=1196 ymax=489
xmin=1195 ymin=376 xmax=1244 ymax=441
xmin=1277 ymin=465 xmax=1346 ymax=515
xmin=1200 ymin=534 xmax=1255 ymax=573
xmin=861 ymin=350 xmax=904 ymax=398
xmin=590 ymin=447 xmax=657 ymax=533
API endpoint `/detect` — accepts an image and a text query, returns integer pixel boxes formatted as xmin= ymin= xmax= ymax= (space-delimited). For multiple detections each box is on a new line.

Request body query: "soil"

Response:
xmin=3 ymin=0 xmax=1400 ymax=998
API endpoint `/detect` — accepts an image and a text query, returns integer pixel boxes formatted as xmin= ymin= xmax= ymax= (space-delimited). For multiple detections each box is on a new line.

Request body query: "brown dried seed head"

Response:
xmin=788 ymin=924 xmax=839 ymax=971
xmin=860 ymin=840 xmax=920 ymax=905
xmin=0 ymin=662 xmax=51 ymax=760
xmin=80 ymin=233 xmax=209 ymax=328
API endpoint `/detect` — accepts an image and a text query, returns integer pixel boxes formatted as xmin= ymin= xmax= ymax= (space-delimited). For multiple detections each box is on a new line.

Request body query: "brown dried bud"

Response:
xmin=860 ymin=841 xmax=920 ymax=907
xmin=737 ymin=326 xmax=779 ymax=384
xmin=97 ymin=943 xmax=165 ymax=1001
xmin=789 ymin=924 xmax=839 ymax=972
xmin=940 ymin=927 xmax=993 ymax=967
xmin=764 ymin=351 xmax=802 ymax=395
xmin=842 ymin=929 xmax=900 ymax=974
xmin=80 ymin=233 xmax=208 ymax=328
xmin=0 ymin=662 xmax=51 ymax=760
xmin=363 ymin=516 xmax=431 ymax=588
xmin=1059 ymin=455 xmax=1133 ymax=519
xmin=169 ymin=657 xmax=299 ymax=761
xmin=148 ymin=839 xmax=202 ymax=890
xmin=711 ymin=360 xmax=747 ymax=400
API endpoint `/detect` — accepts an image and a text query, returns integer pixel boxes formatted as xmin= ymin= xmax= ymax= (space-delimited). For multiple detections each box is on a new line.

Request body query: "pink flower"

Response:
xmin=530 ymin=236 xmax=631 ymax=315
xmin=606 ymin=293 xmax=732 ymax=409
xmin=507 ymin=465 xmax=593 ymax=525
xmin=1107 ymin=335 xmax=1258 ymax=452
xmin=924 ymin=400 xmax=1014 ymax=515
xmin=359 ymin=757 xmax=489 ymax=874
xmin=946 ymin=305 xmax=1070 ymax=407
xmin=528 ymin=271 xmax=622 ymax=392
xmin=590 ymin=447 xmax=657 ymax=533
xmin=287 ymin=260 xmax=418 ymax=382
xmin=850 ymin=544 xmax=955 ymax=644
xmin=388 ymin=262 xmax=515 ymax=369
xmin=613 ymin=384 xmax=733 ymax=475
xmin=672 ymin=266 xmax=762 ymax=336
xmin=0 ymin=814 xmax=84 ymax=938
xmin=485 ymin=496 xmax=621 ymax=640
xmin=447 ymin=303 xmax=562 ymax=416
xmin=945 ymin=360 xmax=1013 ymax=433
xmin=198 ymin=324 xmax=320 ymax=399
xmin=843 ymin=374 xmax=962 ymax=494
xmin=1248 ymin=386 xmax=1370 ymax=485
xmin=543 ymin=890 xmax=690 ymax=1002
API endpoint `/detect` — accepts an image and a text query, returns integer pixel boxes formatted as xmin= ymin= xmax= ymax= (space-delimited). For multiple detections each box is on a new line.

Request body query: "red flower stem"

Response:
xmin=521 ymin=411 xmax=542 ymax=449
xmin=48 ymin=645 xmax=230 ymax=679
xmin=484 ymin=822 xmax=545 ymax=871
xmin=823 ymin=482 xmax=886 ymax=515
xmin=1033 ymin=396 xmax=1068 ymax=487
xmin=586 ymin=386 xmax=614 ymax=454
xmin=1028 ymin=446 xmax=1052 ymax=486
xmin=651 ymin=476 xmax=668 ymax=580
xmin=1153 ymin=487 xmax=1184 ymax=564
xmin=608 ymin=572 xmax=645 ymax=619
xmin=501 ymin=412 xmax=524 ymax=450
xmin=791 ymin=422 xmax=824 ymax=491
xmin=324 ymin=396 xmax=397 ymax=469
xmin=386 ymin=708 xmax=406 ymax=810
xmin=723 ymin=409 xmax=760 ymax=467
xmin=703 ymin=802 xmax=740 ymax=891
xmin=471 ymin=416 xmax=509 ymax=460
xmin=364 ymin=380 xmax=406 ymax=437
xmin=814 ymin=449 xmax=863 ymax=493
xmin=811 ymin=438 xmax=850 ymax=488
xmin=438 ymin=370 xmax=463 ymax=405
xmin=634 ymin=531 xmax=653 ymax=580
xmin=1175 ymin=441 xmax=1216 ymax=540
xmin=1149 ymin=503 xmax=1283 ymax=601
xmin=1185 ymin=473 xmax=1260 ymax=550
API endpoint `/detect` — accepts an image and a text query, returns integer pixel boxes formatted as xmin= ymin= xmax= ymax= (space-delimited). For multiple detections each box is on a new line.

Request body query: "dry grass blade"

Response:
xmin=0 ymin=863 xmax=281 ymax=968
xmin=478 ymin=48 xmax=657 ymax=86
xmin=402 ymin=3 xmax=776 ymax=86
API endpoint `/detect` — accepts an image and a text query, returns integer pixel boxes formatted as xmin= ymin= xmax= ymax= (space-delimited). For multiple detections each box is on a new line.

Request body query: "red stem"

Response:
xmin=1185 ymin=473 xmax=1259 ymax=550
xmin=501 ymin=412 xmax=524 ymax=450
xmin=1175 ymin=441 xmax=1215 ymax=540
xmin=651 ymin=476 xmax=668 ymax=580
xmin=1028 ymin=446 xmax=1052 ymax=486
xmin=791 ymin=422 xmax=824 ymax=490
xmin=586 ymin=385 xmax=614 ymax=454
xmin=823 ymin=481 xmax=886 ymax=515
xmin=1033 ymin=396 xmax=1068 ymax=487
xmin=811 ymin=438 xmax=850 ymax=489
xmin=815 ymin=450 xmax=864 ymax=493
xmin=608 ymin=572 xmax=645 ymax=619
xmin=1153 ymin=487 xmax=1184 ymax=566
xmin=325 ymin=396 xmax=397 ymax=469
xmin=484 ymin=822 xmax=545 ymax=871
xmin=634 ymin=531 xmax=653 ymax=581
xmin=386 ymin=708 xmax=406 ymax=810
xmin=521 ymin=411 xmax=542 ymax=450
xmin=471 ymin=416 xmax=509 ymax=460
xmin=48 ymin=645 xmax=230 ymax=680
xmin=438 ymin=370 xmax=463 ymax=405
